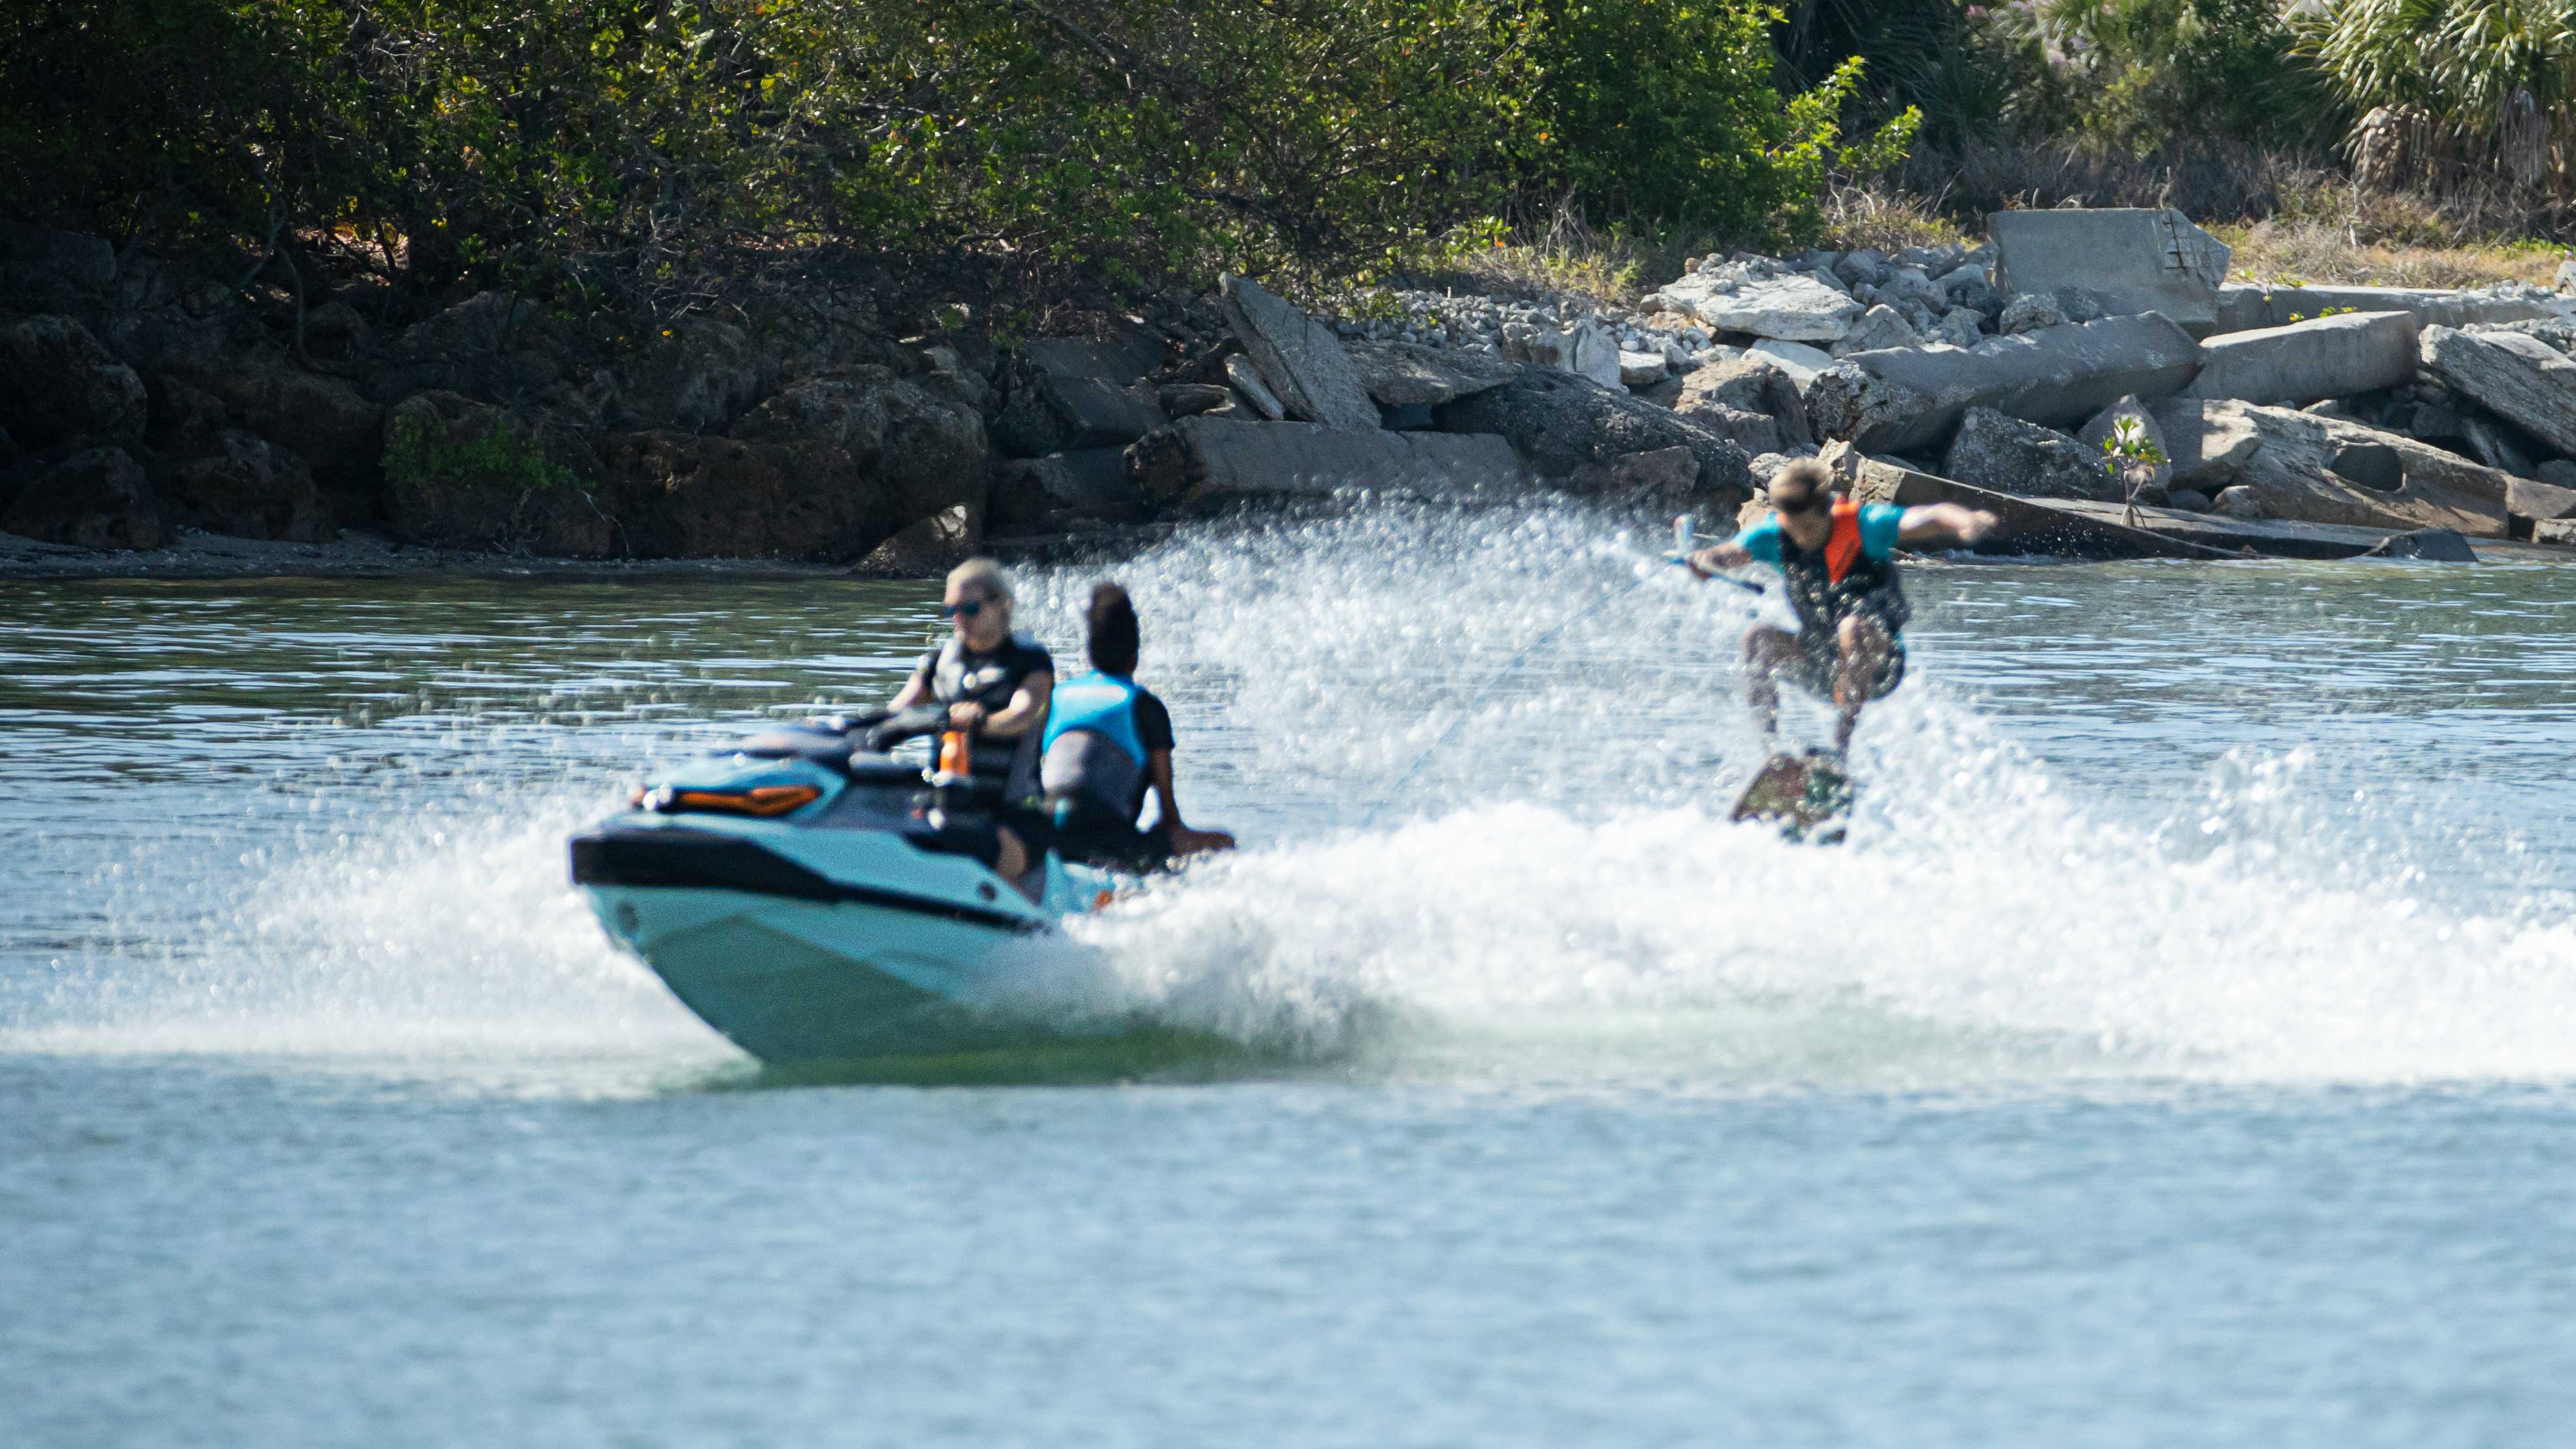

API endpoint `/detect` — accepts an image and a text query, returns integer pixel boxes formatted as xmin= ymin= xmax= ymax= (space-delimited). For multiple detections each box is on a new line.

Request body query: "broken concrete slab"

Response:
xmin=2214 ymin=283 xmax=2560 ymax=335
xmin=1128 ymin=416 xmax=1530 ymax=503
xmin=2155 ymin=399 xmax=2512 ymax=536
xmin=2507 ymin=476 xmax=2576 ymax=522
xmin=1943 ymin=406 xmax=2112 ymax=501
xmin=2419 ymin=325 xmax=2576 ymax=457
xmin=1989 ymin=207 xmax=2231 ymax=335
xmin=2182 ymin=310 xmax=2419 ymax=406
xmin=990 ymin=447 xmax=1145 ymax=533
xmin=1646 ymin=272 xmax=1862 ymax=343
xmin=1511 ymin=319 xmax=1624 ymax=389
xmin=1224 ymin=354 xmax=1286 ymax=420
xmin=1343 ymin=339 xmax=1517 ymax=408
xmin=1433 ymin=365 xmax=1753 ymax=511
xmin=1001 ymin=332 xmax=1169 ymax=453
xmin=1219 ymin=275 xmax=1381 ymax=429
xmin=1746 ymin=340 xmax=1837 ymax=388
xmin=1674 ymin=357 xmax=1813 ymax=453
xmin=1805 ymin=313 xmax=2205 ymax=455
xmin=1878 ymin=464 xmax=2244 ymax=560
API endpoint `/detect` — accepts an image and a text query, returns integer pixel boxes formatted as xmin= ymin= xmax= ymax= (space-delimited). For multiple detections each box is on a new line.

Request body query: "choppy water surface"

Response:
xmin=8 ymin=507 xmax=2576 ymax=1446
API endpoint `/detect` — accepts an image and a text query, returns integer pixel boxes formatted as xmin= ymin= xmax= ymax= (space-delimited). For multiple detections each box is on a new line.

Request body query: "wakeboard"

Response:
xmin=1729 ymin=749 xmax=1855 ymax=845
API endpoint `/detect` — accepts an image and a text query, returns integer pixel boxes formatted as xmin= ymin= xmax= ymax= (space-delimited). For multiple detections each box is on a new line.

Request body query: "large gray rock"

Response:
xmin=1943 ymin=407 xmax=2112 ymax=500
xmin=1673 ymin=358 xmax=1812 ymax=453
xmin=1345 ymin=339 xmax=1517 ymax=407
xmin=2214 ymin=284 xmax=2559 ymax=336
xmin=991 ymin=447 xmax=1145 ymax=533
xmin=2419 ymin=325 xmax=2576 ymax=457
xmin=613 ymin=316 xmax=774 ymax=434
xmin=1989 ymin=207 xmax=2231 ymax=335
xmin=730 ymin=367 xmax=989 ymax=535
xmin=1806 ymin=313 xmax=2206 ymax=455
xmin=2147 ymin=399 xmax=2512 ymax=536
xmin=165 ymin=350 xmax=383 ymax=486
xmin=2077 ymin=394 xmax=2173 ymax=494
xmin=998 ymin=330 xmax=1167 ymax=454
xmin=1127 ymin=416 xmax=1534 ymax=503
xmin=600 ymin=431 xmax=905 ymax=559
xmin=1 ymin=446 xmax=163 ymax=550
xmin=1647 ymin=272 xmax=1862 ymax=343
xmin=1219 ymin=276 xmax=1380 ymax=429
xmin=2145 ymin=397 xmax=2266 ymax=489
xmin=167 ymin=430 xmax=333 ymax=542
xmin=0 ymin=314 xmax=147 ymax=449
xmin=1431 ymin=366 xmax=1753 ymax=508
xmin=1832 ymin=304 xmax=1921 ymax=358
xmin=2183 ymin=311 xmax=2419 ymax=406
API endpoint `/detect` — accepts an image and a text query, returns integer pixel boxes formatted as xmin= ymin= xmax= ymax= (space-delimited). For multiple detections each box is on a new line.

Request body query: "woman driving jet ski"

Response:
xmin=1041 ymin=583 xmax=1235 ymax=872
xmin=887 ymin=557 xmax=1055 ymax=897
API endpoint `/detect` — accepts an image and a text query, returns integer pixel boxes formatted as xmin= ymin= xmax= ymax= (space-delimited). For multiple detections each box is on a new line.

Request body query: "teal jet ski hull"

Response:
xmin=570 ymin=723 xmax=1114 ymax=1065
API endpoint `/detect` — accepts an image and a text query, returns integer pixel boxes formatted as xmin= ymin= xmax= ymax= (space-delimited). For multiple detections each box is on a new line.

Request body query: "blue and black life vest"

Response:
xmin=1041 ymin=671 xmax=1149 ymax=823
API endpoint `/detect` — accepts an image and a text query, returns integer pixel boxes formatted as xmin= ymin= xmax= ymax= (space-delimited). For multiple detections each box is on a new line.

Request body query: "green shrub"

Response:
xmin=0 ymin=0 xmax=1917 ymax=300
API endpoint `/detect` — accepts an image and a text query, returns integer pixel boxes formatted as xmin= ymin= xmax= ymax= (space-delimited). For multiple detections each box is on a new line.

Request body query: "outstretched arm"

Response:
xmin=1896 ymin=503 xmax=2000 ymax=547
xmin=1686 ymin=542 xmax=1756 ymax=576
xmin=1148 ymin=749 xmax=1234 ymax=857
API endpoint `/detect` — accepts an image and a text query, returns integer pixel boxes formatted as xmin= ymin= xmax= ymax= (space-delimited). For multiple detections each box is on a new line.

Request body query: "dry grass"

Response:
xmin=2213 ymin=179 xmax=2564 ymax=286
xmin=1815 ymin=182 xmax=1972 ymax=254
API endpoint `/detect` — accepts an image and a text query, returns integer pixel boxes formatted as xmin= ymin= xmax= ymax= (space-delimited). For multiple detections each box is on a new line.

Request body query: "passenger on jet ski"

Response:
xmin=887 ymin=558 xmax=1056 ymax=896
xmin=1041 ymin=583 xmax=1236 ymax=872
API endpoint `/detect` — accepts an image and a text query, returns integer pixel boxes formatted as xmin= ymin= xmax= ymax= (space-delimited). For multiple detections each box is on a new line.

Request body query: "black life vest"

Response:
xmin=1775 ymin=500 xmax=1911 ymax=636
xmin=927 ymin=635 xmax=1048 ymax=809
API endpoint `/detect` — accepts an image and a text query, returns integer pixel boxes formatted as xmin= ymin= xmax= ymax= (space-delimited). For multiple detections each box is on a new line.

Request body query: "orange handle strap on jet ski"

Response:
xmin=1824 ymin=499 xmax=1865 ymax=584
xmin=936 ymin=730 xmax=972 ymax=779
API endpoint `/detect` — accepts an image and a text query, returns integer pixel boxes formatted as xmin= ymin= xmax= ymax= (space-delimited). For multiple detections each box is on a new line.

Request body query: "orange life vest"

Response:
xmin=1823 ymin=499 xmax=1866 ymax=584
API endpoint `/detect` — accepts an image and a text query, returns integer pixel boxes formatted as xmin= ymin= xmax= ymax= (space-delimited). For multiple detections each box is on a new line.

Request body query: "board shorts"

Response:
xmin=1052 ymin=806 xmax=1175 ymax=875
xmin=1778 ymin=623 xmax=1906 ymax=701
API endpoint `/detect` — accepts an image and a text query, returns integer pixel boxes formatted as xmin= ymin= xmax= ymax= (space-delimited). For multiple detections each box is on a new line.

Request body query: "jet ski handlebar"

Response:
xmin=801 ymin=706 xmax=952 ymax=752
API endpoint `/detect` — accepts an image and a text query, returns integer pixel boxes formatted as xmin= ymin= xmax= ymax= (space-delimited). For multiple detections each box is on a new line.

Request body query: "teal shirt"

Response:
xmin=1734 ymin=503 xmax=1905 ymax=564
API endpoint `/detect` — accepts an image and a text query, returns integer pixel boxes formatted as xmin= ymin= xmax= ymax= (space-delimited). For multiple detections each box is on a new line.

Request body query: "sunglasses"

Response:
xmin=940 ymin=597 xmax=990 ymax=620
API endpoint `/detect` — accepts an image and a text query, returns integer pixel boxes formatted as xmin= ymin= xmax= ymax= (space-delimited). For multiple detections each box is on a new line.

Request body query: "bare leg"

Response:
xmin=1831 ymin=615 xmax=1894 ymax=754
xmin=1742 ymin=626 xmax=1801 ymax=743
xmin=994 ymin=827 xmax=1040 ymax=902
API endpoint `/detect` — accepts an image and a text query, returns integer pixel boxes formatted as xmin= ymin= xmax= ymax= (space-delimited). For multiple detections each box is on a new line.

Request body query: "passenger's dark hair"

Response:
xmin=1768 ymin=459 xmax=1832 ymax=515
xmin=1086 ymin=582 xmax=1141 ymax=675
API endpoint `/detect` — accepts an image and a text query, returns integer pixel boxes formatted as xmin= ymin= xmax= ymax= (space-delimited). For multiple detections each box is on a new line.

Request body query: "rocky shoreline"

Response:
xmin=10 ymin=207 xmax=2576 ymax=581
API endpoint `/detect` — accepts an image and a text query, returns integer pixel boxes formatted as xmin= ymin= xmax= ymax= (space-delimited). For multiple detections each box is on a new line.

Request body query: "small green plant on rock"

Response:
xmin=2101 ymin=414 xmax=2170 ymax=527
xmin=385 ymin=410 xmax=578 ymax=498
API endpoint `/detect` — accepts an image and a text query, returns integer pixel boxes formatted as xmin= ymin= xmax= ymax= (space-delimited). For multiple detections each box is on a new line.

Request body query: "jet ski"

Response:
xmin=569 ymin=708 xmax=1115 ymax=1064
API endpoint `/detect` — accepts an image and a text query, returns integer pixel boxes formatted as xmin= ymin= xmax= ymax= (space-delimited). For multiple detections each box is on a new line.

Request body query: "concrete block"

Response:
xmin=2214 ymin=284 xmax=2558 ymax=335
xmin=1220 ymin=275 xmax=1381 ymax=429
xmin=1989 ymin=208 xmax=2230 ymax=334
xmin=2183 ymin=311 xmax=2419 ymax=406
xmin=1128 ymin=417 xmax=1531 ymax=503
xmin=2506 ymin=475 xmax=2576 ymax=520
xmin=1806 ymin=313 xmax=2204 ymax=455
xmin=2421 ymin=325 xmax=2576 ymax=457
